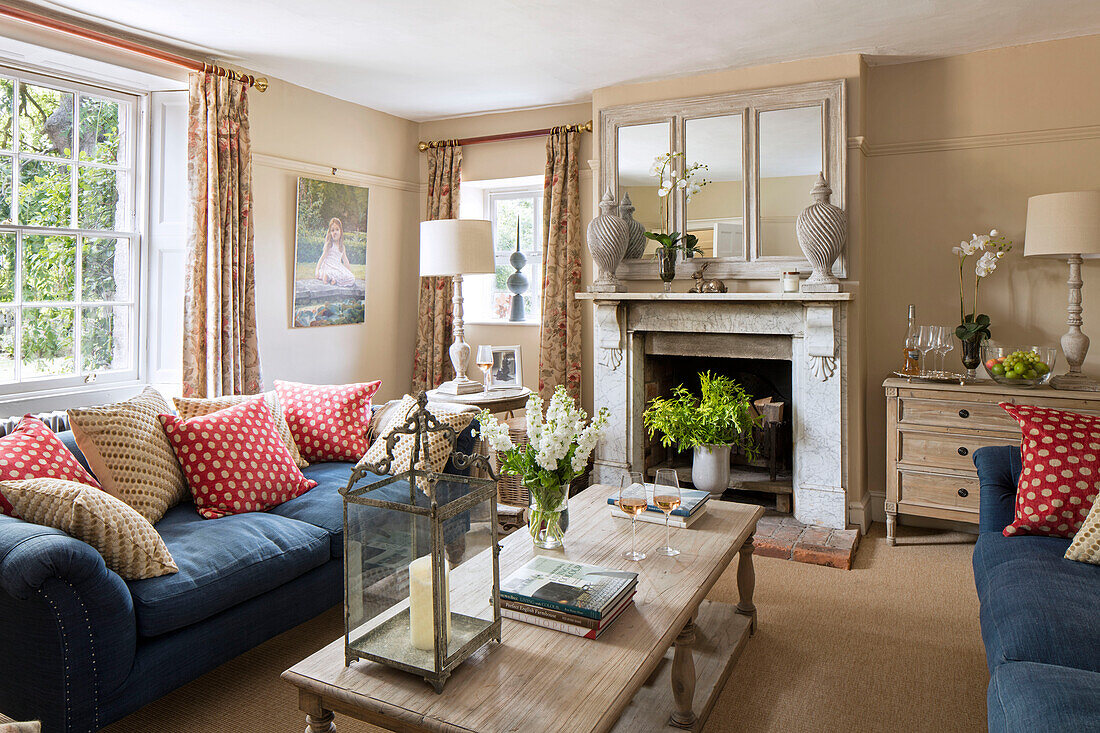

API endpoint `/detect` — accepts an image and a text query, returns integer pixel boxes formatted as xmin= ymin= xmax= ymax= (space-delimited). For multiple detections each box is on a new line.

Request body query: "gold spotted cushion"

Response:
xmin=1066 ymin=497 xmax=1100 ymax=564
xmin=0 ymin=477 xmax=177 ymax=579
xmin=174 ymin=392 xmax=307 ymax=468
xmin=67 ymin=387 xmax=186 ymax=525
xmin=359 ymin=395 xmax=475 ymax=492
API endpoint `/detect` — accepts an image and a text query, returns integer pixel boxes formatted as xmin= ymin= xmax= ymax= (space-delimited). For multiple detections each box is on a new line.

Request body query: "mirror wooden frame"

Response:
xmin=600 ymin=79 xmax=847 ymax=280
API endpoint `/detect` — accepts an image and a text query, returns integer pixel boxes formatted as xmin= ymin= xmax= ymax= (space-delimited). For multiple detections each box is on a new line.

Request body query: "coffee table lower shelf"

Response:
xmin=613 ymin=600 xmax=753 ymax=733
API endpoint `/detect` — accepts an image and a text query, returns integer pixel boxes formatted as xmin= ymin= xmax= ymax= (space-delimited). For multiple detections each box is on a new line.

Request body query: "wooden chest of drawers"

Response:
xmin=883 ymin=378 xmax=1100 ymax=545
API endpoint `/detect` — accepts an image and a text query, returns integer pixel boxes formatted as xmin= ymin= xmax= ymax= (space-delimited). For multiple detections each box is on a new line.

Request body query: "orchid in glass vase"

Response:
xmin=953 ymin=229 xmax=1012 ymax=376
xmin=478 ymin=387 xmax=608 ymax=549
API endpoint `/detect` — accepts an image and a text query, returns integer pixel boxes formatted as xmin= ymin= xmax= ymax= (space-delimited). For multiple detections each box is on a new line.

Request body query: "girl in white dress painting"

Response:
xmin=315 ymin=217 xmax=356 ymax=286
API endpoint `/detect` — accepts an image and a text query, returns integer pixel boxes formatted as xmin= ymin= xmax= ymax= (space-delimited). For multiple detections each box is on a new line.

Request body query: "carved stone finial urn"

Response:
xmin=795 ymin=173 xmax=846 ymax=293
xmin=587 ymin=188 xmax=628 ymax=293
xmin=618 ymin=192 xmax=647 ymax=260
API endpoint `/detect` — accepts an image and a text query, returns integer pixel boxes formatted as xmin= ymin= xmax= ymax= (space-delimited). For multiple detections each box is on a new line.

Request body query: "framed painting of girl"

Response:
xmin=292 ymin=176 xmax=369 ymax=327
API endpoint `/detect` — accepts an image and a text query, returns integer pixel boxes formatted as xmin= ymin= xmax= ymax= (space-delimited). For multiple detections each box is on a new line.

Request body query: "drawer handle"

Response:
xmin=957 ymin=446 xmax=969 ymax=456
xmin=957 ymin=488 xmax=969 ymax=498
xmin=958 ymin=409 xmax=970 ymax=419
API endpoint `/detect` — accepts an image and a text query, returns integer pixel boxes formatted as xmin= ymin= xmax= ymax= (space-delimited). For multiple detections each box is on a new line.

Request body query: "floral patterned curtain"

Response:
xmin=411 ymin=144 xmax=462 ymax=392
xmin=182 ymin=72 xmax=261 ymax=397
xmin=538 ymin=128 xmax=583 ymax=401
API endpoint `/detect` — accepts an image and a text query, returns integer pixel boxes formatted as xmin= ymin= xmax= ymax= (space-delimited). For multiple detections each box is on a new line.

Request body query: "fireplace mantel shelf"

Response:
xmin=576 ymin=291 xmax=853 ymax=303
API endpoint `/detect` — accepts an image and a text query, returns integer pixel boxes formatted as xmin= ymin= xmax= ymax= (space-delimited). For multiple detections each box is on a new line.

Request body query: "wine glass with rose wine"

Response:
xmin=653 ymin=468 xmax=681 ymax=556
xmin=618 ymin=472 xmax=648 ymax=561
xmin=475 ymin=345 xmax=493 ymax=391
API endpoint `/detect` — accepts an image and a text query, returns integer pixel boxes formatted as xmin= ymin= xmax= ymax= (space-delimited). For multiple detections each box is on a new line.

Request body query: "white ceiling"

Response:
xmin=17 ymin=0 xmax=1100 ymax=121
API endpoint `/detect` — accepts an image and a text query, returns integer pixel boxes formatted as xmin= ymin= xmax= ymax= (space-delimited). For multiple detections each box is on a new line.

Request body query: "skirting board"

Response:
xmin=612 ymin=600 xmax=753 ymax=733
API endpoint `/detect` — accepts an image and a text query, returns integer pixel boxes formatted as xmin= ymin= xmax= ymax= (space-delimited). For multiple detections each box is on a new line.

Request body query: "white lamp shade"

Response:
xmin=419 ymin=219 xmax=495 ymax=277
xmin=1024 ymin=191 xmax=1100 ymax=258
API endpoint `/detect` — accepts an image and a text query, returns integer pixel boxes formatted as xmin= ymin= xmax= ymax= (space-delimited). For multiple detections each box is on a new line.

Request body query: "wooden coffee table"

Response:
xmin=283 ymin=485 xmax=763 ymax=733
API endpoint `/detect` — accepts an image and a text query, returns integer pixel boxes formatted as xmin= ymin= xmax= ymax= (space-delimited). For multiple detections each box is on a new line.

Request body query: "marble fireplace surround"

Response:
xmin=577 ymin=292 xmax=853 ymax=529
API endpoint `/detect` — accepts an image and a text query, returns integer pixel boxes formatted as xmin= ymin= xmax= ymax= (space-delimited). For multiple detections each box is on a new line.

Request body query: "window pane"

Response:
xmin=82 ymin=237 xmax=129 ymax=301
xmin=0 ymin=308 xmax=13 ymax=383
xmin=23 ymin=234 xmax=76 ymax=301
xmin=21 ymin=306 xmax=74 ymax=377
xmin=0 ymin=154 xmax=11 ymax=222
xmin=79 ymin=96 xmax=123 ymax=164
xmin=81 ymin=305 xmax=130 ymax=372
xmin=19 ymin=83 xmax=73 ymax=156
xmin=18 ymin=159 xmax=72 ymax=227
xmin=0 ymin=79 xmax=12 ymax=151
xmin=0 ymin=232 xmax=13 ymax=302
xmin=493 ymin=197 xmax=537 ymax=254
xmin=78 ymin=167 xmax=129 ymax=230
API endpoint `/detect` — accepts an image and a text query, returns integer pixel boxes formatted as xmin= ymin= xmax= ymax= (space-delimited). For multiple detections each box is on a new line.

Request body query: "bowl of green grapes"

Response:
xmin=982 ymin=346 xmax=1057 ymax=387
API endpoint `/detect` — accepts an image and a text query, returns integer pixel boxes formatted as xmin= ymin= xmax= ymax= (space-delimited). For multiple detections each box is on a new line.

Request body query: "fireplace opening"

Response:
xmin=643 ymin=353 xmax=794 ymax=513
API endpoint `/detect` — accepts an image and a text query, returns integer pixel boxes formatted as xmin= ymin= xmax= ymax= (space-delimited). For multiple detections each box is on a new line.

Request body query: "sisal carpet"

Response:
xmin=101 ymin=523 xmax=988 ymax=733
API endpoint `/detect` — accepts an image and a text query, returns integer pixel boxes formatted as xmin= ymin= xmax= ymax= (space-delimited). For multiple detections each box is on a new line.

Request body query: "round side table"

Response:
xmin=425 ymin=386 xmax=532 ymax=417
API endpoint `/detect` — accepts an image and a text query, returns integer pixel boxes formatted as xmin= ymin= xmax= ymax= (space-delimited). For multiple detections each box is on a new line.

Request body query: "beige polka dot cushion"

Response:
xmin=67 ymin=387 xmax=186 ymax=525
xmin=174 ymin=392 xmax=307 ymax=468
xmin=0 ymin=477 xmax=178 ymax=579
xmin=1066 ymin=497 xmax=1100 ymax=564
xmin=359 ymin=395 xmax=476 ymax=492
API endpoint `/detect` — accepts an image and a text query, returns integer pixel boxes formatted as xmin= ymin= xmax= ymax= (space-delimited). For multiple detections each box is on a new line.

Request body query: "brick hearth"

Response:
xmin=752 ymin=514 xmax=860 ymax=570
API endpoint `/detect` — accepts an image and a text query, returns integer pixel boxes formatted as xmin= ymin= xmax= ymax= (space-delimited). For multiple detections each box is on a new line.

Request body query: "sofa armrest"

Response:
xmin=0 ymin=515 xmax=137 ymax=733
xmin=973 ymin=445 xmax=1021 ymax=535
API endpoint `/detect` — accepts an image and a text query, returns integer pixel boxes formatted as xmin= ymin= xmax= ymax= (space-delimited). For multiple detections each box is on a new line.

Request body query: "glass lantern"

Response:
xmin=341 ymin=392 xmax=501 ymax=693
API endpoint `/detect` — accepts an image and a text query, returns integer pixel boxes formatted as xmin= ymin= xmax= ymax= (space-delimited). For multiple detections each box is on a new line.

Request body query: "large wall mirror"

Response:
xmin=600 ymin=79 xmax=846 ymax=280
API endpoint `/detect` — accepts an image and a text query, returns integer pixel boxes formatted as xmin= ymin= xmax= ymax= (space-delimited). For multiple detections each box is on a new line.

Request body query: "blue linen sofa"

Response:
xmin=972 ymin=446 xmax=1100 ymax=732
xmin=0 ymin=420 xmax=478 ymax=733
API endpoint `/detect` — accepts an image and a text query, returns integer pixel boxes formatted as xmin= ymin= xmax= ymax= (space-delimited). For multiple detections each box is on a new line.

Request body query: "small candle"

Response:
xmin=409 ymin=554 xmax=451 ymax=651
xmin=782 ymin=271 xmax=800 ymax=293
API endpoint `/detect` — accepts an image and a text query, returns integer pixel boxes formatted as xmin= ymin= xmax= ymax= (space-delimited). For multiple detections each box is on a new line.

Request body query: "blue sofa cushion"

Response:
xmin=973 ymin=531 xmax=1100 ymax=674
xmin=987 ymin=662 xmax=1100 ymax=733
xmin=56 ymin=429 xmax=95 ymax=476
xmin=270 ymin=461 xmax=355 ymax=557
xmin=127 ymin=503 xmax=330 ymax=637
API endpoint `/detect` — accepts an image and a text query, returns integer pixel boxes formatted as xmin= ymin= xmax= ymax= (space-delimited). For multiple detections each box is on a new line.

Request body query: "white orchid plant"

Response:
xmin=644 ymin=152 xmax=710 ymax=255
xmin=953 ymin=229 xmax=1012 ymax=343
xmin=477 ymin=387 xmax=608 ymax=547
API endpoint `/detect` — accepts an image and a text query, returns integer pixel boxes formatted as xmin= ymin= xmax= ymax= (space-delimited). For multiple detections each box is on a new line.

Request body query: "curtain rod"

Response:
xmin=418 ymin=119 xmax=591 ymax=151
xmin=0 ymin=3 xmax=268 ymax=91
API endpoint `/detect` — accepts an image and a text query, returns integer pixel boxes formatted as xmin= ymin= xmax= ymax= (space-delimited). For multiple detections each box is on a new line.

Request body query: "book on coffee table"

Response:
xmin=606 ymin=487 xmax=710 ymax=518
xmin=499 ymin=556 xmax=638 ymax=621
xmin=502 ymin=591 xmax=636 ymax=639
xmin=609 ymin=504 xmax=706 ymax=528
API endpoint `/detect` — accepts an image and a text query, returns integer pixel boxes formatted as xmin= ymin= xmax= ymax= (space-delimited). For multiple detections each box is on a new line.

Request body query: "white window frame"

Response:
xmin=467 ymin=183 xmax=542 ymax=324
xmin=0 ymin=64 xmax=144 ymax=398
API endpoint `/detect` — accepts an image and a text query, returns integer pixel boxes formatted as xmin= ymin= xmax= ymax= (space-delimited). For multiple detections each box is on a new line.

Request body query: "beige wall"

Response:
xmin=249 ymin=81 xmax=422 ymax=403
xmin=417 ymin=103 xmax=595 ymax=410
xmin=864 ymin=34 xmax=1100 ymax=515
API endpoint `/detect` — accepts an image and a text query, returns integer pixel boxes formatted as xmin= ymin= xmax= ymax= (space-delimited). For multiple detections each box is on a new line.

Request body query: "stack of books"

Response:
xmin=608 ymin=486 xmax=710 ymax=528
xmin=499 ymin=557 xmax=638 ymax=639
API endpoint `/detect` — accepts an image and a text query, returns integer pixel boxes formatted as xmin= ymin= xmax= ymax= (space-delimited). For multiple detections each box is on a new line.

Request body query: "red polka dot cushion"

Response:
xmin=0 ymin=416 xmax=101 ymax=518
xmin=1000 ymin=403 xmax=1100 ymax=538
xmin=159 ymin=397 xmax=317 ymax=520
xmin=274 ymin=380 xmax=382 ymax=463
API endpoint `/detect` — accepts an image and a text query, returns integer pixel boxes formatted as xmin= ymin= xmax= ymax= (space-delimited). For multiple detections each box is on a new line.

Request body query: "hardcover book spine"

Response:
xmin=500 ymin=598 xmax=600 ymax=628
xmin=610 ymin=507 xmax=696 ymax=528
xmin=501 ymin=608 xmax=598 ymax=638
xmin=498 ymin=591 xmax=602 ymax=620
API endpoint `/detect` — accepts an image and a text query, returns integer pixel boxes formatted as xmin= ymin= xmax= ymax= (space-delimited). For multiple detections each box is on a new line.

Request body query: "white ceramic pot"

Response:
xmin=692 ymin=443 xmax=732 ymax=496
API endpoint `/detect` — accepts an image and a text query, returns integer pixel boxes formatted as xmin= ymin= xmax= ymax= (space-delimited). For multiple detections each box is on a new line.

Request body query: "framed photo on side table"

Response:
xmin=491 ymin=346 xmax=522 ymax=389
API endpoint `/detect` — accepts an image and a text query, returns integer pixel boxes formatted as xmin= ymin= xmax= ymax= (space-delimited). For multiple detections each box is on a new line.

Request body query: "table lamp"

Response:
xmin=420 ymin=219 xmax=495 ymax=394
xmin=1024 ymin=191 xmax=1100 ymax=391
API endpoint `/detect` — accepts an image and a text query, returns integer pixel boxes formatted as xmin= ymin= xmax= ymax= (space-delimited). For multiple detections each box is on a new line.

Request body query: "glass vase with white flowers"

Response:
xmin=953 ymin=229 xmax=1012 ymax=377
xmin=477 ymin=387 xmax=608 ymax=549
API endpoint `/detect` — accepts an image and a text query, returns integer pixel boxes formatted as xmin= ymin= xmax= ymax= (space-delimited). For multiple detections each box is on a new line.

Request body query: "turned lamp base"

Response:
xmin=435 ymin=375 xmax=485 ymax=395
xmin=1050 ymin=372 xmax=1100 ymax=392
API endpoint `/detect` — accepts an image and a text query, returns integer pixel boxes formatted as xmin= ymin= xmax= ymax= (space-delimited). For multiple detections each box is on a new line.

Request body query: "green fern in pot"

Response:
xmin=643 ymin=372 xmax=760 ymax=495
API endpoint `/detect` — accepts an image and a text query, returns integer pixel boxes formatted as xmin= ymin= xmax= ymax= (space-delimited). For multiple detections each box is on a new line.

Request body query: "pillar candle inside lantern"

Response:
xmin=409 ymin=554 xmax=451 ymax=651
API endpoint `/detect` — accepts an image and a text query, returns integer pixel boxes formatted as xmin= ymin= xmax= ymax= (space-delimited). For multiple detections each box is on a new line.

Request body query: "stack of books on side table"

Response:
xmin=499 ymin=557 xmax=638 ymax=639
xmin=608 ymin=487 xmax=710 ymax=528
